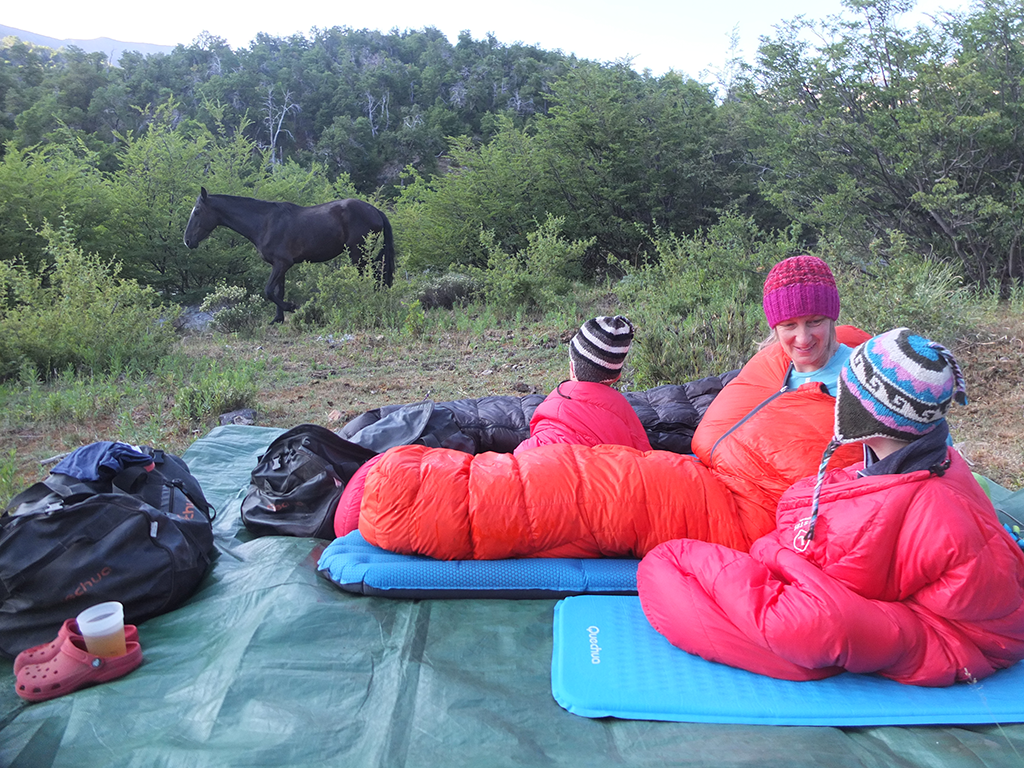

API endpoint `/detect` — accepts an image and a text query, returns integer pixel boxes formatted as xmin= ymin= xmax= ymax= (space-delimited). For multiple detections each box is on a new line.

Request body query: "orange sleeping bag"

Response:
xmin=690 ymin=325 xmax=871 ymax=545
xmin=358 ymin=325 xmax=872 ymax=558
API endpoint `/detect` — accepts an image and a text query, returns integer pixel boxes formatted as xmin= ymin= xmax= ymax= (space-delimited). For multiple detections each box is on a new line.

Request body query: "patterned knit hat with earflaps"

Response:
xmin=802 ymin=327 xmax=968 ymax=542
xmin=834 ymin=326 xmax=967 ymax=444
xmin=570 ymin=316 xmax=634 ymax=383
xmin=762 ymin=255 xmax=840 ymax=329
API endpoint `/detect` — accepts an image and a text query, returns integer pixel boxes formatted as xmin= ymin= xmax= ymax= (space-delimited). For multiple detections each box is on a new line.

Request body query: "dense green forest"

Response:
xmin=0 ymin=0 xmax=1022 ymax=321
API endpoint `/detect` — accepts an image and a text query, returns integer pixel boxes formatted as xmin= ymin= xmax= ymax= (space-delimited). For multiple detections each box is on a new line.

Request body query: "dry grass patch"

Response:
xmin=950 ymin=311 xmax=1024 ymax=490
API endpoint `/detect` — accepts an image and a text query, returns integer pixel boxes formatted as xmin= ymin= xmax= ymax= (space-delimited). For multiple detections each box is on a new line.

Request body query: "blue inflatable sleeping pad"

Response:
xmin=318 ymin=531 xmax=638 ymax=598
xmin=552 ymin=595 xmax=1024 ymax=726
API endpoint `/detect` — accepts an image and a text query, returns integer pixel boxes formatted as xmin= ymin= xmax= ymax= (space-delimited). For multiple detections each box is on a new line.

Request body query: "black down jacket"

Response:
xmin=337 ymin=372 xmax=738 ymax=455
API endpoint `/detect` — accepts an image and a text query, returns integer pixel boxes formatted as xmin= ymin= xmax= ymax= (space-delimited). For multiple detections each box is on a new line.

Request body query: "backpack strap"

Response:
xmin=3 ymin=474 xmax=100 ymax=517
xmin=111 ymin=449 xmax=216 ymax=521
xmin=43 ymin=475 xmax=102 ymax=505
xmin=3 ymin=482 xmax=64 ymax=517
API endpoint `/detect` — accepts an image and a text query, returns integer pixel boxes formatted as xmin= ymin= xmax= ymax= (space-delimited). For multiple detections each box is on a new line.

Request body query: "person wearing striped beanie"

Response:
xmin=834 ymin=326 xmax=968 ymax=445
xmin=569 ymin=316 xmax=634 ymax=384
xmin=638 ymin=328 xmax=1024 ymax=686
xmin=514 ymin=316 xmax=651 ymax=455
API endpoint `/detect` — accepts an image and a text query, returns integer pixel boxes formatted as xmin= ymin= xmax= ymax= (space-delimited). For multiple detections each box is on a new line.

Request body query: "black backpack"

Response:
xmin=0 ymin=444 xmax=215 ymax=658
xmin=241 ymin=424 xmax=378 ymax=539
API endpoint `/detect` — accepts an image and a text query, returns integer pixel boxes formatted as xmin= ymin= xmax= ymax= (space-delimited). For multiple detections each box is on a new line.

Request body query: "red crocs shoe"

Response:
xmin=13 ymin=619 xmax=139 ymax=674
xmin=15 ymin=635 xmax=142 ymax=703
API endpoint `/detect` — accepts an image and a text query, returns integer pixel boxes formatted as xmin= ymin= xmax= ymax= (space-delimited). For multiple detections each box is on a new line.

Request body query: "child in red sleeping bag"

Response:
xmin=514 ymin=315 xmax=651 ymax=456
xmin=638 ymin=327 xmax=1024 ymax=686
xmin=333 ymin=316 xmax=652 ymax=537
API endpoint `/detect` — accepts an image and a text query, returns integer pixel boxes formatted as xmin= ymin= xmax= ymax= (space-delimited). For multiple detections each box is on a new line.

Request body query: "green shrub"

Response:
xmin=199 ymin=282 xmax=267 ymax=336
xmin=833 ymin=248 xmax=975 ymax=347
xmin=172 ymin=362 xmax=259 ymax=425
xmin=34 ymin=368 xmax=125 ymax=423
xmin=359 ymin=230 xmax=393 ymax=287
xmin=631 ymin=299 xmax=763 ymax=386
xmin=0 ymin=221 xmax=178 ymax=381
xmin=621 ymin=214 xmax=799 ymax=386
xmin=291 ymin=261 xmax=407 ymax=331
xmin=403 ymin=299 xmax=427 ymax=338
xmin=473 ymin=215 xmax=594 ymax=317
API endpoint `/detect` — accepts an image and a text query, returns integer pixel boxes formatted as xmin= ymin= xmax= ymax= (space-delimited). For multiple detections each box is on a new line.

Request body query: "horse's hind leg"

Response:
xmin=264 ymin=261 xmax=296 ymax=323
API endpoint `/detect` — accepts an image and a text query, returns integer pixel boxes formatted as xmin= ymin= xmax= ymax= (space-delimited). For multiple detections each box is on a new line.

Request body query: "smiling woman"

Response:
xmin=774 ymin=316 xmax=837 ymax=372
xmin=759 ymin=255 xmax=849 ymax=392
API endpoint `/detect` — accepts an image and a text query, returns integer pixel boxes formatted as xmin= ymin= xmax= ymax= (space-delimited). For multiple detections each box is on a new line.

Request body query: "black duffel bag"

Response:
xmin=241 ymin=424 xmax=377 ymax=539
xmin=0 ymin=444 xmax=215 ymax=658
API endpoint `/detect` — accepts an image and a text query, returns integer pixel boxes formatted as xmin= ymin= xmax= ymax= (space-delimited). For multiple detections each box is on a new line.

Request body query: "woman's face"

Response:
xmin=775 ymin=315 xmax=835 ymax=372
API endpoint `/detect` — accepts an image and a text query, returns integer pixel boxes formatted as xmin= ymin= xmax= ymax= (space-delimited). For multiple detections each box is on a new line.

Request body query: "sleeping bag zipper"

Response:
xmin=707 ymin=364 xmax=794 ymax=464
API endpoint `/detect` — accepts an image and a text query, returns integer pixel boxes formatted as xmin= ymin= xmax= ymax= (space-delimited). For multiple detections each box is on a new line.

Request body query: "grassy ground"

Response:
xmin=946 ymin=310 xmax=1024 ymax=490
xmin=2 ymin=307 xmax=1023 ymax=505
xmin=178 ymin=314 xmax=573 ymax=424
xmin=0 ymin=313 xmax=572 ymax=502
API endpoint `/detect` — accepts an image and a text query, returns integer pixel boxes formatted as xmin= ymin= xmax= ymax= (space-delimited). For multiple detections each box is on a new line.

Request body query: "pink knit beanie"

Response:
xmin=762 ymin=255 xmax=840 ymax=328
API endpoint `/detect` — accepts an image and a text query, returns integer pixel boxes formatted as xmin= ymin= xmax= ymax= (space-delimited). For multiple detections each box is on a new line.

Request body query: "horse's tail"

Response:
xmin=379 ymin=211 xmax=395 ymax=287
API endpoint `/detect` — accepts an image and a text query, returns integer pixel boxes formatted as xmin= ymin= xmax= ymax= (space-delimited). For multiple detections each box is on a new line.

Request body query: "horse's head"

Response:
xmin=183 ymin=187 xmax=217 ymax=249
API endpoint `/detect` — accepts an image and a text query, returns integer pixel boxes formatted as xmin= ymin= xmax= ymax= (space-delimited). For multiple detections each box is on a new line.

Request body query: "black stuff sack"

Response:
xmin=0 ymin=442 xmax=215 ymax=658
xmin=241 ymin=424 xmax=378 ymax=539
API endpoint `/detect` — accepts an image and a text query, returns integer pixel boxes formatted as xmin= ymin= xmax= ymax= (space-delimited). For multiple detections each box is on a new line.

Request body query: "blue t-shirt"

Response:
xmin=785 ymin=345 xmax=852 ymax=396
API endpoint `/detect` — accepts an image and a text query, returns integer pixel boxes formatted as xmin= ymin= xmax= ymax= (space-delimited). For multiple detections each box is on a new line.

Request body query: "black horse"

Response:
xmin=183 ymin=188 xmax=395 ymax=322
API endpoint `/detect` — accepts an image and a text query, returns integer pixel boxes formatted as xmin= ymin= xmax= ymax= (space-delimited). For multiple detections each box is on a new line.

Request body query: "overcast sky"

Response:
xmin=4 ymin=0 xmax=968 ymax=78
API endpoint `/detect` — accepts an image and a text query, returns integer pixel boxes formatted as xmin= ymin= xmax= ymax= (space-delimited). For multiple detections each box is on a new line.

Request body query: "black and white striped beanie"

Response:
xmin=570 ymin=316 xmax=634 ymax=383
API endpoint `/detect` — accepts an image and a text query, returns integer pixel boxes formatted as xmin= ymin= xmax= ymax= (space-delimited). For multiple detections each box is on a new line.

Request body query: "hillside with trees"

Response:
xmin=0 ymin=0 xmax=1021 ymax=340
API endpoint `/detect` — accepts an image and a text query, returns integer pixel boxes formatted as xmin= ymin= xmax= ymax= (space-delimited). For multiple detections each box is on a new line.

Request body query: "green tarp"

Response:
xmin=3 ymin=425 xmax=1024 ymax=767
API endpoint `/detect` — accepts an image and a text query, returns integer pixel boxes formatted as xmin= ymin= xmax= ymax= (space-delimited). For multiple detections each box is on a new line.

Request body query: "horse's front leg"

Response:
xmin=264 ymin=260 xmax=297 ymax=323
